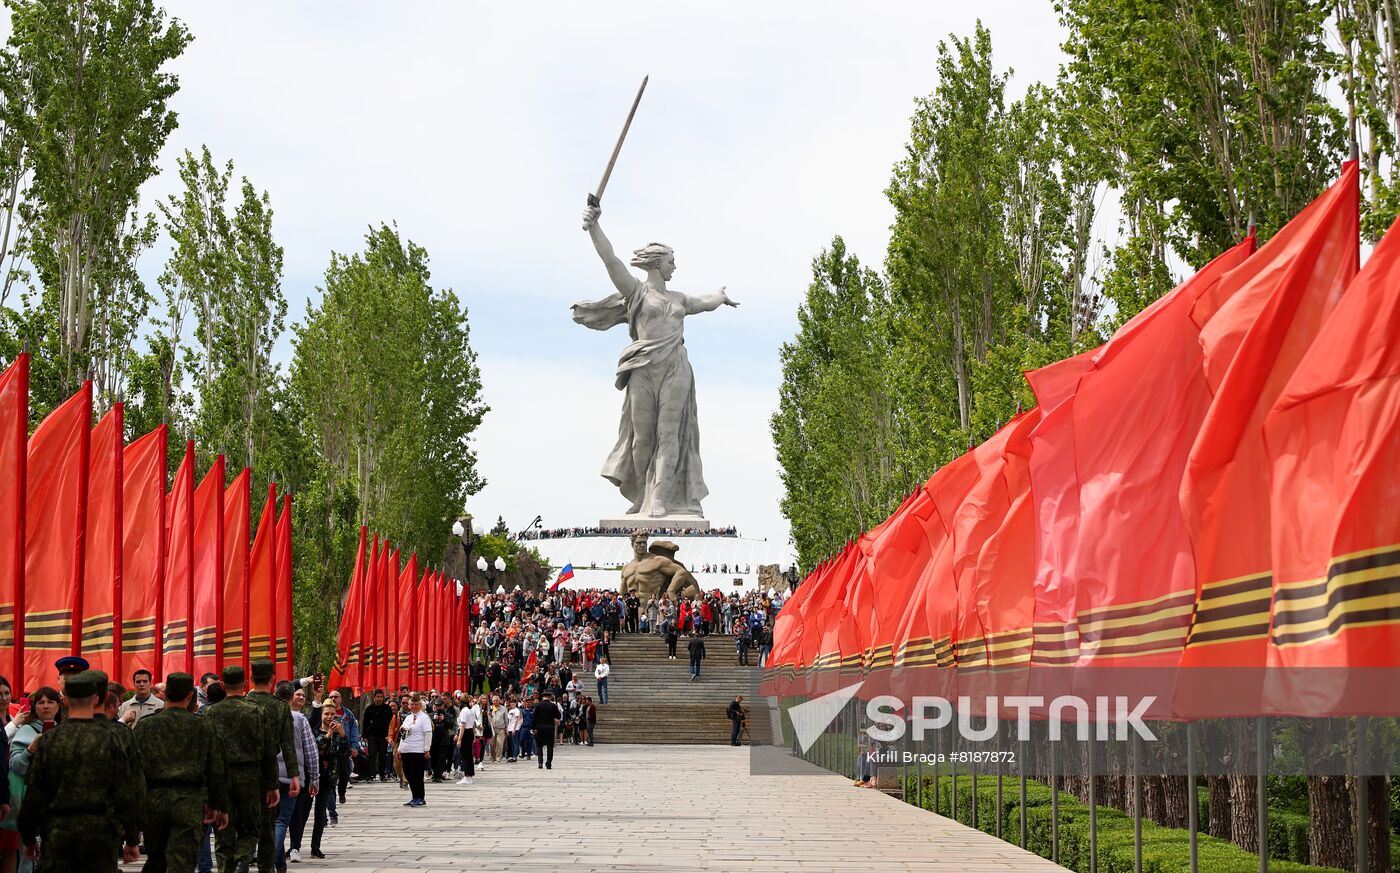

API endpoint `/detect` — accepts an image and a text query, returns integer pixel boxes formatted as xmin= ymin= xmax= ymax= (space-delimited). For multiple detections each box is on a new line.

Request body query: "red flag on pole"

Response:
xmin=394 ymin=552 xmax=418 ymax=690
xmin=223 ymin=467 xmax=251 ymax=672
xmin=1025 ymin=351 xmax=1096 ymax=667
xmin=24 ymin=382 xmax=91 ymax=688
xmin=247 ymin=484 xmax=277 ymax=662
xmin=122 ymin=426 xmax=166 ymax=680
xmin=414 ymin=567 xmax=432 ymax=686
xmin=82 ymin=405 xmax=123 ymax=675
xmin=0 ymin=354 xmax=27 ymax=690
xmin=1069 ymin=236 xmax=1256 ymax=667
xmin=333 ymin=527 xmax=368 ymax=689
xmin=274 ymin=494 xmax=293 ymax=679
xmin=191 ymin=456 xmax=225 ymax=677
xmin=163 ymin=442 xmax=196 ymax=676
xmin=1262 ymin=212 xmax=1400 ymax=709
xmin=1179 ymin=164 xmax=1360 ymax=679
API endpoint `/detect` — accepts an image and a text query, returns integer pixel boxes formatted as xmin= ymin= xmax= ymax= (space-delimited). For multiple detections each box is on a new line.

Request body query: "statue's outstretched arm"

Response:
xmin=683 ymin=285 xmax=740 ymax=315
xmin=582 ymin=205 xmax=636 ymax=297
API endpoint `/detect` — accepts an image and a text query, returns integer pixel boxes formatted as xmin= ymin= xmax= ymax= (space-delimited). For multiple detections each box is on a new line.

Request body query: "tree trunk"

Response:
xmin=1307 ymin=775 xmax=1353 ymax=870
xmin=1162 ymin=774 xmax=1190 ymax=829
xmin=1228 ymin=773 xmax=1259 ymax=854
xmin=1362 ymin=775 xmax=1391 ymax=873
xmin=1145 ymin=774 xmax=1167 ymax=825
xmin=1208 ymin=775 xmax=1233 ymax=840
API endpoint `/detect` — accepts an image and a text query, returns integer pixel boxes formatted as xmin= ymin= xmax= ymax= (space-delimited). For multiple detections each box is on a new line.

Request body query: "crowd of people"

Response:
xmin=0 ymin=586 xmax=784 ymax=872
xmin=529 ymin=524 xmax=740 ymax=539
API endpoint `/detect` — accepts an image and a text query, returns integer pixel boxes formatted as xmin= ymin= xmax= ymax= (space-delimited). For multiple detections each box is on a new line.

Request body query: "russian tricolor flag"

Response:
xmin=551 ymin=563 xmax=574 ymax=591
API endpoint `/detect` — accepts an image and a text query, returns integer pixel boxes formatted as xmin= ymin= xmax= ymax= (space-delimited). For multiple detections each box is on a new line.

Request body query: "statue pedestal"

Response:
xmin=598 ymin=514 xmax=710 ymax=532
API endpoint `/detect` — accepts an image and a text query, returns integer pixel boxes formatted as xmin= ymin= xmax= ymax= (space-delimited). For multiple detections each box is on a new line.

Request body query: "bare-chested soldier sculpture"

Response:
xmin=573 ymin=204 xmax=738 ymax=519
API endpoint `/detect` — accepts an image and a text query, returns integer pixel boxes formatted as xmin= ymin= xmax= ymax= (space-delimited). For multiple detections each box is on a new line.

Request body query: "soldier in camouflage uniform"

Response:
xmin=244 ymin=660 xmax=298 ymax=873
xmin=134 ymin=673 xmax=229 ymax=873
xmin=17 ymin=670 xmax=144 ymax=871
xmin=205 ymin=665 xmax=278 ymax=873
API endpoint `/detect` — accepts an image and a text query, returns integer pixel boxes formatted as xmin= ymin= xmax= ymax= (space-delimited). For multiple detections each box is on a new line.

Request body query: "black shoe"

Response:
xmin=233 ymin=861 xmax=251 ymax=873
xmin=538 ymin=763 xmax=543 ymax=769
xmin=310 ymin=850 xmax=326 ymax=859
xmin=546 ymin=764 xmax=552 ymax=769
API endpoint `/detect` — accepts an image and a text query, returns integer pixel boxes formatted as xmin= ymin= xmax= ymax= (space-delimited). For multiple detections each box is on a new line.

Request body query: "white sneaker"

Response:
xmin=289 ymin=849 xmax=301 ymax=863
xmin=456 ymin=777 xmax=474 ymax=786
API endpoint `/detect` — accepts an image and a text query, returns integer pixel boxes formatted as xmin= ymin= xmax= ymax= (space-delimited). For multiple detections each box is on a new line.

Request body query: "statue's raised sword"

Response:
xmin=584 ymin=75 xmax=649 ymax=225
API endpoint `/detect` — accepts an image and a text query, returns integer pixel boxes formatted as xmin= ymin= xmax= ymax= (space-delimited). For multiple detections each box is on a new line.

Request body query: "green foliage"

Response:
xmin=292 ymin=222 xmax=487 ymax=575
xmin=3 ymin=0 xmax=189 ymax=401
xmin=907 ymin=775 xmax=1341 ymax=873
xmin=776 ymin=24 xmax=1103 ymax=569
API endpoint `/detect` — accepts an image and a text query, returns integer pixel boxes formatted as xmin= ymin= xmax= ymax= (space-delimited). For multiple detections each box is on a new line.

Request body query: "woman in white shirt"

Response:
xmin=394 ymin=695 xmax=432 ymax=806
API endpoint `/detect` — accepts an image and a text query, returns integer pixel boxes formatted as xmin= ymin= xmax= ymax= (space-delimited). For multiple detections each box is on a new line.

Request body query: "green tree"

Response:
xmin=291 ymin=223 xmax=487 ymax=575
xmin=4 ymin=0 xmax=189 ymax=403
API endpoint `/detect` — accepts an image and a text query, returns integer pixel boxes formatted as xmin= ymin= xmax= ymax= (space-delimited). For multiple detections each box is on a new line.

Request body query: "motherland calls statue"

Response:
xmin=619 ymin=530 xmax=701 ymax=600
xmin=573 ymin=203 xmax=737 ymax=520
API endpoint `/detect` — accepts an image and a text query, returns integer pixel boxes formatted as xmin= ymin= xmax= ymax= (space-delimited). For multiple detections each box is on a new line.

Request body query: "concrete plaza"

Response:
xmin=225 ymin=743 xmax=1064 ymax=872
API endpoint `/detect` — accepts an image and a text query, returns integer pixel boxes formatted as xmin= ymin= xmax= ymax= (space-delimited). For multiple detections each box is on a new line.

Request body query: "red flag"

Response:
xmin=1070 ymin=236 xmax=1256 ymax=666
xmin=385 ymin=548 xmax=400 ymax=690
xmin=82 ymin=405 xmax=123 ymax=675
xmin=163 ymin=442 xmax=196 ymax=677
xmin=24 ymin=382 xmax=91 ymax=688
xmin=361 ymin=535 xmax=381 ymax=689
xmin=524 ymin=649 xmax=537 ymax=680
xmin=0 ymin=354 xmax=27 ymax=689
xmin=435 ymin=572 xmax=449 ymax=685
xmin=274 ymin=494 xmax=292 ymax=678
xmin=247 ymin=484 xmax=277 ymax=662
xmin=191 ymin=456 xmax=225 ymax=677
xmin=394 ymin=552 xmax=418 ymax=690
xmin=1025 ymin=351 xmax=1096 ymax=667
xmin=223 ymin=468 xmax=251 ymax=671
xmin=1180 ymin=164 xmax=1360 ymax=680
xmin=414 ymin=567 xmax=432 ymax=685
xmin=122 ymin=426 xmax=166 ymax=680
xmin=1259 ymin=213 xmax=1400 ymax=712
xmin=375 ymin=543 xmax=391 ymax=690
xmin=333 ymin=527 xmax=368 ymax=688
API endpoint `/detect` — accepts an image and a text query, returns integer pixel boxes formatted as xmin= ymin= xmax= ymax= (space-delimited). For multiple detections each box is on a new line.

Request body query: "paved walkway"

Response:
xmin=250 ymin=743 xmax=1063 ymax=872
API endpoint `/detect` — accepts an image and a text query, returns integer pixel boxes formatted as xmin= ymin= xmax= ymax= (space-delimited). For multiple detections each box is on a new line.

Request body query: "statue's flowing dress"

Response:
xmin=572 ymin=277 xmax=708 ymax=516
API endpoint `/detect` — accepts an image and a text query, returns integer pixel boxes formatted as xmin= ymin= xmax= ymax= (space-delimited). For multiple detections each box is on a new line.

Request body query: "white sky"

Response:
xmin=23 ymin=2 xmax=1073 ymax=548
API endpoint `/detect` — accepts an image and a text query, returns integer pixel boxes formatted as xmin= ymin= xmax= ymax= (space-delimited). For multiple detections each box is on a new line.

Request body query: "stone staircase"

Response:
xmin=586 ymin=631 xmax=773 ymax=745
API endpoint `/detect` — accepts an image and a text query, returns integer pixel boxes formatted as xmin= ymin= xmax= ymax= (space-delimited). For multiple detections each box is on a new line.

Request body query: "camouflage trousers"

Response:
xmin=36 ymin=812 xmax=120 ymax=872
xmin=141 ymin=786 xmax=205 ymax=873
xmin=214 ymin=777 xmax=263 ymax=873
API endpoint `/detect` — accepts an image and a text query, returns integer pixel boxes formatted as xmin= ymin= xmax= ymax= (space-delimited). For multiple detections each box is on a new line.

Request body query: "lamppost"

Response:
xmin=476 ymin=555 xmax=507 ymax=591
xmin=452 ymin=516 xmax=483 ymax=593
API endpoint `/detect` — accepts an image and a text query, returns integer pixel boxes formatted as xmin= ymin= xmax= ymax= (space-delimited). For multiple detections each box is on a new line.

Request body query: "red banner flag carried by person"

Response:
xmin=24 ymin=382 xmax=91 ymax=688
xmin=82 ymin=405 xmax=123 ymax=675
xmin=122 ymin=426 xmax=166 ymax=680
xmin=0 ymin=354 xmax=27 ymax=689
xmin=163 ymin=442 xmax=196 ymax=676
xmin=223 ymin=468 xmax=251 ymax=671
xmin=1260 ymin=212 xmax=1400 ymax=713
xmin=274 ymin=494 xmax=292 ymax=678
xmin=1069 ymin=236 xmax=1256 ymax=667
xmin=191 ymin=456 xmax=225 ymax=677
xmin=436 ymin=572 xmax=450 ymax=685
xmin=394 ymin=552 xmax=418 ymax=690
xmin=1179 ymin=164 xmax=1359 ymax=690
xmin=247 ymin=484 xmax=277 ymax=662
xmin=333 ymin=527 xmax=368 ymax=689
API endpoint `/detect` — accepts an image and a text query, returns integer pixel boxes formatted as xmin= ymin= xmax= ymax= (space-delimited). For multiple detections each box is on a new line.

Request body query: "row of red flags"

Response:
xmin=765 ymin=162 xmax=1400 ymax=718
xmin=0 ymin=362 xmax=294 ymax=692
xmin=332 ymin=527 xmax=469 ymax=693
